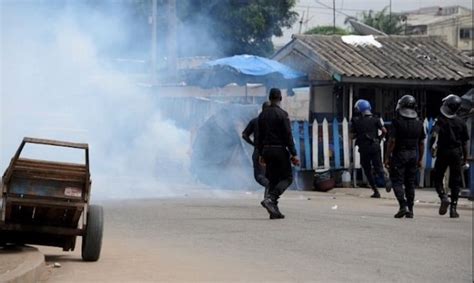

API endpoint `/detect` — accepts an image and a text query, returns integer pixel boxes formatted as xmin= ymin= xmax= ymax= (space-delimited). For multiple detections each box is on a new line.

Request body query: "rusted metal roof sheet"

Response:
xmin=285 ymin=35 xmax=473 ymax=81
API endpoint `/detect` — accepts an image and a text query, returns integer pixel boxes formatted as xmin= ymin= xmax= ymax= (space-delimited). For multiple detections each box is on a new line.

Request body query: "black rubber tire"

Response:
xmin=82 ymin=205 xmax=104 ymax=261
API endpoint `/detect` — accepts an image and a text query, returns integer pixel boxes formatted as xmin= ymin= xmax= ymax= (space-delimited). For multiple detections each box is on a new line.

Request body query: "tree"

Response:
xmin=359 ymin=7 xmax=403 ymax=35
xmin=304 ymin=25 xmax=349 ymax=35
xmin=85 ymin=0 xmax=297 ymax=57
xmin=177 ymin=0 xmax=298 ymax=57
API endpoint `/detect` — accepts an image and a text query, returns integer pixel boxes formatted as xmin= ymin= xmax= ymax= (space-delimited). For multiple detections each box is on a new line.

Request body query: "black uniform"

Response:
xmin=431 ymin=115 xmax=469 ymax=205
xmin=256 ymin=104 xmax=296 ymax=203
xmin=389 ymin=117 xmax=426 ymax=212
xmin=351 ymin=115 xmax=385 ymax=190
xmin=242 ymin=118 xmax=270 ymax=188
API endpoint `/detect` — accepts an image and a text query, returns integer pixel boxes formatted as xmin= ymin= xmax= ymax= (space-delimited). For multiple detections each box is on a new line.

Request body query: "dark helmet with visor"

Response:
xmin=396 ymin=95 xmax=417 ymax=118
xmin=440 ymin=94 xmax=462 ymax=119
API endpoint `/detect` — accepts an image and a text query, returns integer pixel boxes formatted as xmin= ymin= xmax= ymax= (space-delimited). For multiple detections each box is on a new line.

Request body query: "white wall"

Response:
xmin=283 ymin=87 xmax=310 ymax=120
xmin=428 ymin=14 xmax=473 ymax=52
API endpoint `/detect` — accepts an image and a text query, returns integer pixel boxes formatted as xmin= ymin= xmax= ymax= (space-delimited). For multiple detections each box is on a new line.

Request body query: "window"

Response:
xmin=459 ymin=28 xmax=473 ymax=39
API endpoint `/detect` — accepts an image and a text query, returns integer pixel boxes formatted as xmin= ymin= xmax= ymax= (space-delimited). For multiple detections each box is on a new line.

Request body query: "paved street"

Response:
xmin=39 ymin=189 xmax=473 ymax=282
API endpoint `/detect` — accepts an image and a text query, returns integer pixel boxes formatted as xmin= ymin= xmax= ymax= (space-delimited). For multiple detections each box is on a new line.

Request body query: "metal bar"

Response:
xmin=16 ymin=158 xmax=87 ymax=170
xmin=2 ymin=140 xmax=26 ymax=183
xmin=6 ymin=196 xmax=86 ymax=208
xmin=0 ymin=223 xmax=83 ymax=236
xmin=23 ymin=137 xmax=88 ymax=149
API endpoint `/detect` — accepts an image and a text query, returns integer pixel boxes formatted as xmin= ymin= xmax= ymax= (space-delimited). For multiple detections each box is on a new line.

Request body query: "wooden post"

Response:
xmin=322 ymin=119 xmax=330 ymax=169
xmin=349 ymin=84 xmax=354 ymax=120
xmin=292 ymin=121 xmax=301 ymax=170
xmin=312 ymin=119 xmax=319 ymax=169
xmin=303 ymin=121 xmax=311 ymax=170
xmin=342 ymin=118 xmax=350 ymax=168
xmin=333 ymin=118 xmax=340 ymax=168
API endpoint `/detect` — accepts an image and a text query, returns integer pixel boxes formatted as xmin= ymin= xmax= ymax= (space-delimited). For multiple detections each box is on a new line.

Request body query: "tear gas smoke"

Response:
xmin=1 ymin=2 xmax=257 ymax=199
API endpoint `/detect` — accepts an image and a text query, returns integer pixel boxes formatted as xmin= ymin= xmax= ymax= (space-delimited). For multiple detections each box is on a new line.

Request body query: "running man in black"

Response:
xmin=256 ymin=88 xmax=299 ymax=219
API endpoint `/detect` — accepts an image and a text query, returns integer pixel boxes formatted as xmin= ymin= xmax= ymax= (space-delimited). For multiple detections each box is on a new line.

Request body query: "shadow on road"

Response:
xmin=45 ymin=255 xmax=83 ymax=263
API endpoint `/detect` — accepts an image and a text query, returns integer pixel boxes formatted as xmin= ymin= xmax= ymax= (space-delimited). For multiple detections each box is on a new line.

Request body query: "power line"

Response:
xmin=313 ymin=0 xmax=353 ymax=18
xmin=295 ymin=4 xmax=366 ymax=13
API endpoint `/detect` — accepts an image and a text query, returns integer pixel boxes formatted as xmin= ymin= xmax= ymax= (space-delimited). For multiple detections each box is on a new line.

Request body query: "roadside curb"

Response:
xmin=0 ymin=246 xmax=45 ymax=283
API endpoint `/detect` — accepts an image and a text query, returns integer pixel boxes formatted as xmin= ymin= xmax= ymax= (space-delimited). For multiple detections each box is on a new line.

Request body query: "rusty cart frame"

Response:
xmin=0 ymin=137 xmax=103 ymax=261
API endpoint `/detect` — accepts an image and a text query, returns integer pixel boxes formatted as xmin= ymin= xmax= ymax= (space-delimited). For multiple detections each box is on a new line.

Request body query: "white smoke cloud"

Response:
xmin=0 ymin=1 xmax=202 ymax=199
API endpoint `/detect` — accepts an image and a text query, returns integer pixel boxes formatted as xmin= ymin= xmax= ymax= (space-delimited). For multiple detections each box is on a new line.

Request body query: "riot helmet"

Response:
xmin=354 ymin=99 xmax=372 ymax=116
xmin=440 ymin=94 xmax=462 ymax=119
xmin=396 ymin=95 xmax=417 ymax=118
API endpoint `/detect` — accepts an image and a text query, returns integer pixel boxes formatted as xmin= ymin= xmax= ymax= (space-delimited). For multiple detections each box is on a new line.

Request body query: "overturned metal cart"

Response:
xmin=0 ymin=137 xmax=103 ymax=261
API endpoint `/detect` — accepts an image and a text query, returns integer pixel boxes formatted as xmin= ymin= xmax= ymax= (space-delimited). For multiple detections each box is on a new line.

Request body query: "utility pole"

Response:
xmin=151 ymin=0 xmax=158 ymax=83
xmin=167 ymin=0 xmax=177 ymax=81
xmin=389 ymin=0 xmax=392 ymax=24
xmin=333 ymin=0 xmax=336 ymax=34
xmin=298 ymin=11 xmax=305 ymax=34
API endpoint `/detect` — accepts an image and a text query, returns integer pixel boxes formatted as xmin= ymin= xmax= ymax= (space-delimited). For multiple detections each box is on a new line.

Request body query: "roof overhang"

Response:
xmin=334 ymin=74 xmax=472 ymax=86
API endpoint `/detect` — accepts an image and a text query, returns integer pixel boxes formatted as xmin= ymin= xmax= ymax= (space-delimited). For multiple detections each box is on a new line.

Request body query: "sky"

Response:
xmin=274 ymin=0 xmax=474 ymax=45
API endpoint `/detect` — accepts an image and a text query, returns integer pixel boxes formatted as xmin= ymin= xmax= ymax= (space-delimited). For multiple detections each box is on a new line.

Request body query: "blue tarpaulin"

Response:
xmin=185 ymin=54 xmax=307 ymax=88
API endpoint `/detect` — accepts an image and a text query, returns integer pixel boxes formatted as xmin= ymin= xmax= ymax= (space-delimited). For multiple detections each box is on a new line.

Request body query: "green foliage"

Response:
xmin=360 ymin=7 xmax=403 ymax=35
xmin=178 ymin=0 xmax=298 ymax=56
xmin=85 ymin=0 xmax=297 ymax=57
xmin=304 ymin=25 xmax=349 ymax=35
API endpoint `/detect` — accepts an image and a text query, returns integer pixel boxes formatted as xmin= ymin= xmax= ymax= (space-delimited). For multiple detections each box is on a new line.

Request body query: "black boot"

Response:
xmin=270 ymin=204 xmax=285 ymax=219
xmin=370 ymin=188 xmax=381 ymax=198
xmin=394 ymin=207 xmax=408 ymax=218
xmin=450 ymin=203 xmax=459 ymax=218
xmin=406 ymin=206 xmax=414 ymax=218
xmin=385 ymin=176 xmax=392 ymax=193
xmin=260 ymin=199 xmax=279 ymax=218
xmin=439 ymin=195 xmax=450 ymax=215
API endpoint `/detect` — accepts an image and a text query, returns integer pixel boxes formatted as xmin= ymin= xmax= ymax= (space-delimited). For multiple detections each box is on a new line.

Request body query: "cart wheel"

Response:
xmin=82 ymin=205 xmax=104 ymax=261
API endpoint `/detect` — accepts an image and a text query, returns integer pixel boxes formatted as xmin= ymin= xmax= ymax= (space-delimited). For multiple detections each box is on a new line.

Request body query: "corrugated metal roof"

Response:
xmin=287 ymin=35 xmax=473 ymax=81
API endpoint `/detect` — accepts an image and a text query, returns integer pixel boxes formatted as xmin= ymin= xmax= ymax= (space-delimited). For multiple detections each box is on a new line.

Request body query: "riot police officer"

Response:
xmin=242 ymin=101 xmax=271 ymax=192
xmin=430 ymin=94 xmax=469 ymax=218
xmin=384 ymin=95 xmax=426 ymax=218
xmin=256 ymin=88 xmax=299 ymax=219
xmin=351 ymin=99 xmax=389 ymax=198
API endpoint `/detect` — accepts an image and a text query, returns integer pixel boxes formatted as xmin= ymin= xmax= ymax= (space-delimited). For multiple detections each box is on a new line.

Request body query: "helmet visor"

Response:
xmin=398 ymin=107 xmax=417 ymax=118
xmin=440 ymin=105 xmax=456 ymax=118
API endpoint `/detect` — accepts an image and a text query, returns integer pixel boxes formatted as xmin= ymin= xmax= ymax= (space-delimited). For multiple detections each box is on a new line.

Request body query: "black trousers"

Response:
xmin=252 ymin=149 xmax=269 ymax=188
xmin=390 ymin=149 xmax=418 ymax=209
xmin=359 ymin=144 xmax=385 ymax=189
xmin=262 ymin=147 xmax=293 ymax=203
xmin=433 ymin=148 xmax=463 ymax=204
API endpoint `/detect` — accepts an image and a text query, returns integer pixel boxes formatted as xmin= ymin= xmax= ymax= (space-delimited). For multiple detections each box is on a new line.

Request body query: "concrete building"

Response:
xmin=403 ymin=6 xmax=473 ymax=54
